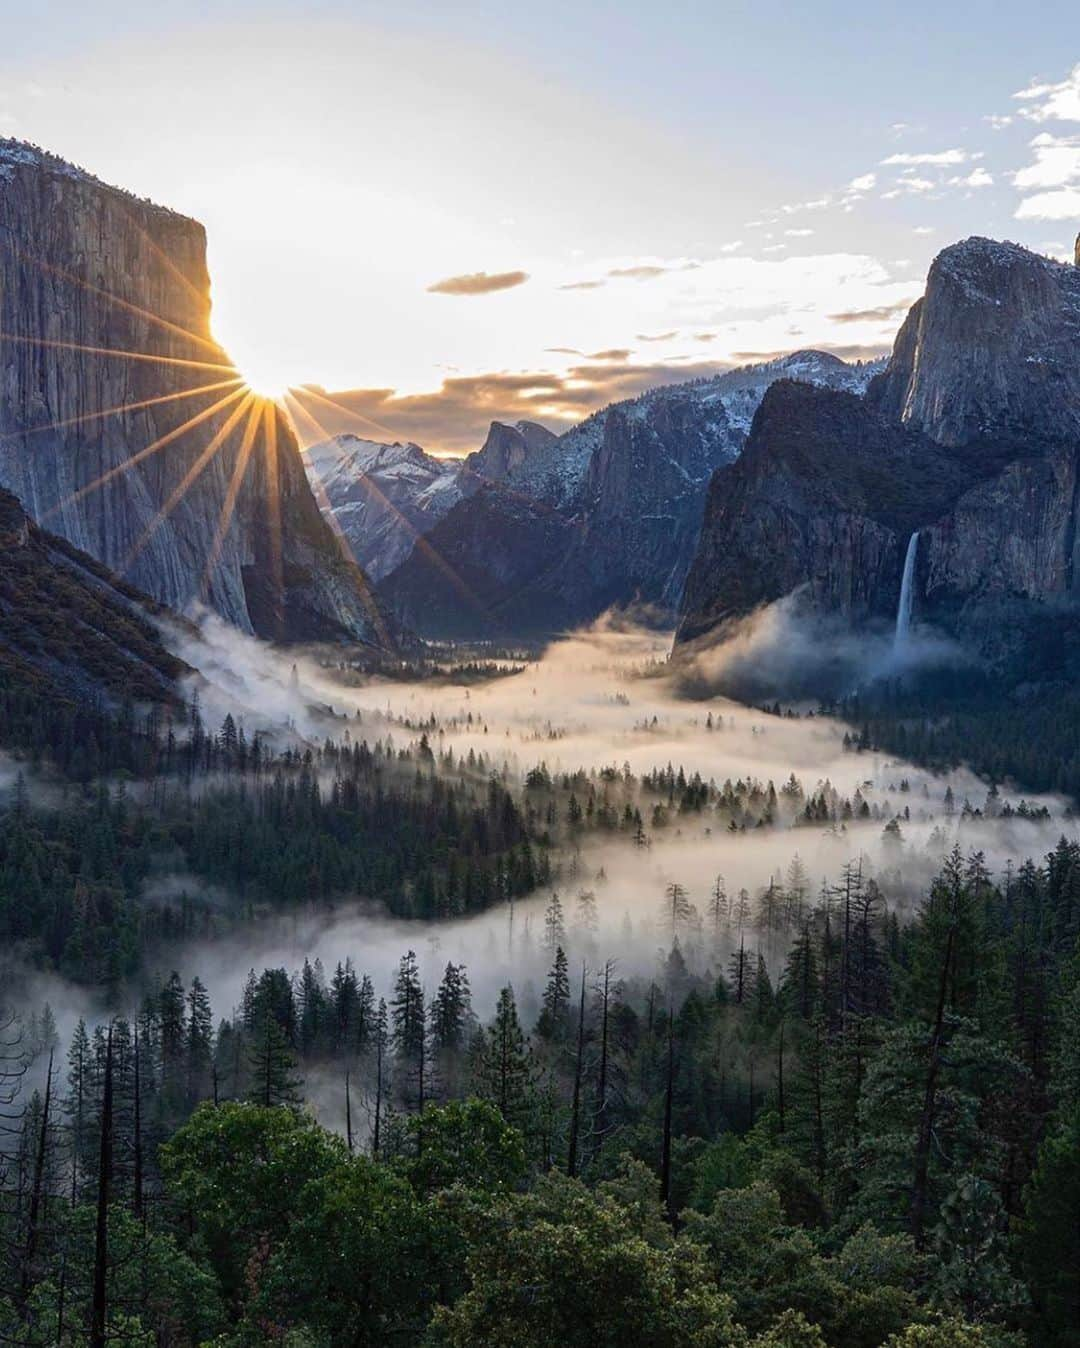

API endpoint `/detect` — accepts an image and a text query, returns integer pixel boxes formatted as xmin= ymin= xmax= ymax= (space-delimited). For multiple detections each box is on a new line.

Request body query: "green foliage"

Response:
xmin=394 ymin=1099 xmax=527 ymax=1197
xmin=430 ymin=1171 xmax=742 ymax=1347
xmin=160 ymin=1102 xmax=345 ymax=1304
xmin=1020 ymin=1106 xmax=1080 ymax=1347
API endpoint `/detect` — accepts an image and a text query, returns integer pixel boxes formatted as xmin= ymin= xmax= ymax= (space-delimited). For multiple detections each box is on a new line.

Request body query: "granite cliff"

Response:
xmin=0 ymin=140 xmax=390 ymax=646
xmin=678 ymin=237 xmax=1080 ymax=672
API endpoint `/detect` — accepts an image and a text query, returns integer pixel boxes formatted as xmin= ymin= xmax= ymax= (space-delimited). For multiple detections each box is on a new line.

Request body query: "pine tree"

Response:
xmin=574 ymin=889 xmax=599 ymax=933
xmin=430 ymin=962 xmax=472 ymax=1098
xmin=476 ymin=986 xmax=533 ymax=1130
xmin=185 ymin=977 xmax=214 ymax=1108
xmin=247 ymin=1011 xmax=301 ymax=1108
xmin=662 ymin=882 xmax=694 ymax=938
xmin=391 ymin=951 xmax=427 ymax=1110
xmin=543 ymin=893 xmax=566 ymax=954
xmin=537 ymin=946 xmax=571 ymax=1040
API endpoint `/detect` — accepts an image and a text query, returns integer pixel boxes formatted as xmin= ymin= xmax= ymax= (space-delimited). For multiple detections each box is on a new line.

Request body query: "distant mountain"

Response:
xmin=303 ymin=436 xmax=464 ymax=581
xmin=677 ymin=237 xmax=1080 ymax=674
xmin=376 ymin=351 xmax=883 ymax=638
xmin=0 ymin=140 xmax=393 ymax=647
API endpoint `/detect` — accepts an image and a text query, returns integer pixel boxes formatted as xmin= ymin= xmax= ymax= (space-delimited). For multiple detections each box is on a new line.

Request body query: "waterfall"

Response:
xmin=894 ymin=531 xmax=919 ymax=649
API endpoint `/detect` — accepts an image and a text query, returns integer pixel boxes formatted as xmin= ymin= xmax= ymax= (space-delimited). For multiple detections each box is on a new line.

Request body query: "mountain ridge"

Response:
xmin=677 ymin=236 xmax=1080 ymax=673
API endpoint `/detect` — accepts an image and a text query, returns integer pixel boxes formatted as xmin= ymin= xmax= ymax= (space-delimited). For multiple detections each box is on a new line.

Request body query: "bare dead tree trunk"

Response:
xmin=591 ymin=961 xmax=612 ymax=1157
xmin=567 ymin=964 xmax=587 ymax=1179
xmin=133 ymin=1032 xmax=144 ymax=1222
xmin=21 ymin=1049 xmax=53 ymax=1305
xmin=90 ymin=1025 xmax=114 ymax=1348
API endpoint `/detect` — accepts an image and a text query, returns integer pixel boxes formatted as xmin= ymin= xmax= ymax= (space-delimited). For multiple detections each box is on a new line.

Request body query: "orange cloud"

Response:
xmin=427 ymin=269 xmax=529 ymax=295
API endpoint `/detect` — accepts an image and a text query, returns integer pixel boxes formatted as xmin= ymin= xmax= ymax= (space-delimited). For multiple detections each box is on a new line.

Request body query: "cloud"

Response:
xmin=1013 ymin=131 xmax=1080 ymax=219
xmin=827 ymin=298 xmax=917 ymax=324
xmin=985 ymin=114 xmax=1014 ymax=130
xmin=287 ymin=359 xmax=741 ymax=456
xmin=636 ymin=331 xmax=678 ymax=342
xmin=848 ymin=173 xmax=877 ymax=192
xmin=1015 ymin=187 xmax=1080 ymax=220
xmin=881 ymin=149 xmax=969 ymax=166
xmin=785 ymin=228 xmax=815 ymax=237
xmin=950 ymin=167 xmax=994 ymax=188
xmin=1013 ymin=132 xmax=1080 ymax=189
xmin=719 ymin=241 xmax=743 ymax=253
xmin=1013 ymin=63 xmax=1080 ymax=123
xmin=426 ymin=269 xmax=529 ymax=296
xmin=559 ymin=279 xmax=605 ymax=291
xmin=607 ymin=264 xmax=669 ymax=279
xmin=881 ymin=176 xmax=936 ymax=198
xmin=587 ymin=348 xmax=633 ymax=361
xmin=729 ymin=342 xmax=892 ymax=364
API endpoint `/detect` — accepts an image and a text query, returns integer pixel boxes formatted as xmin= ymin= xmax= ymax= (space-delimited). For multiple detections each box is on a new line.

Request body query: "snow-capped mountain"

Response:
xmin=472 ymin=350 xmax=884 ymax=516
xmin=303 ymin=436 xmax=465 ymax=581
xmin=377 ymin=350 xmax=884 ymax=637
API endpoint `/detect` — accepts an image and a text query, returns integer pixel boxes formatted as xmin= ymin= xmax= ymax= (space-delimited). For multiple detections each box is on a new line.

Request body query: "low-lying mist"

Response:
xmin=149 ymin=604 xmax=1069 ymax=1022
xmin=675 ymin=590 xmax=970 ymax=703
xmin=5 ymin=596 xmax=1074 ymax=1121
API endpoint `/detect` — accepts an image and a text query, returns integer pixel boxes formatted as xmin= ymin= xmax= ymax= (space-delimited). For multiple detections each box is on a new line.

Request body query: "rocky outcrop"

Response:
xmin=379 ymin=351 xmax=882 ymax=638
xmin=677 ymin=237 xmax=1080 ymax=672
xmin=465 ymin=419 xmax=558 ymax=484
xmin=0 ymin=140 xmax=391 ymax=646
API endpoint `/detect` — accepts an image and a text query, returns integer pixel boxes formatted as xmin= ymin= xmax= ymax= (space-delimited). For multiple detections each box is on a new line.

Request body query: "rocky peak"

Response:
xmin=467 ymin=419 xmax=558 ymax=483
xmin=871 ymin=236 xmax=1080 ymax=447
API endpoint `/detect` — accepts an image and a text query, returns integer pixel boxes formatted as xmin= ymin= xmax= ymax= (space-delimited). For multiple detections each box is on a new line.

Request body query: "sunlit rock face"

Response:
xmin=0 ymin=140 xmax=390 ymax=645
xmin=677 ymin=238 xmax=1080 ymax=669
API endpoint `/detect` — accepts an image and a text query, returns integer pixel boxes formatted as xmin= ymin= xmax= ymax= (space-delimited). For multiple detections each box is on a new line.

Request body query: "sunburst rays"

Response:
xmin=285 ymin=389 xmax=490 ymax=632
xmin=0 ymin=332 xmax=235 ymax=374
xmin=122 ymin=392 xmax=257 ymax=574
xmin=5 ymin=376 xmax=244 ymax=443
xmin=0 ymin=236 xmax=227 ymax=356
xmin=200 ymin=397 xmax=266 ymax=602
xmin=40 ymin=384 xmax=250 ymax=526
xmin=0 ymin=237 xmax=443 ymax=652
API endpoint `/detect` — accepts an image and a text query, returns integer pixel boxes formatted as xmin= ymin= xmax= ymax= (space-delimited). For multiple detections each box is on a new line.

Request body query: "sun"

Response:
xmin=237 ymin=360 xmax=291 ymax=403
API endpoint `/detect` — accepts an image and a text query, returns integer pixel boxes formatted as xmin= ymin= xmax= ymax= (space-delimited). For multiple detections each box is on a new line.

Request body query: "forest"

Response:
xmin=0 ymin=822 xmax=1078 ymax=1342
xmin=0 ymin=638 xmax=1077 ymax=1345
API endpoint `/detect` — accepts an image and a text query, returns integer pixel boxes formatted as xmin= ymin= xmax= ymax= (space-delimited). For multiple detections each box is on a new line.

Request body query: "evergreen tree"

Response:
xmin=475 ymin=986 xmax=533 ymax=1131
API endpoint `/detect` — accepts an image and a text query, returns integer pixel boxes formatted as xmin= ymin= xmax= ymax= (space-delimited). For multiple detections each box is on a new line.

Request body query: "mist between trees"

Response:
xmin=0 ymin=619 xmax=1077 ymax=1343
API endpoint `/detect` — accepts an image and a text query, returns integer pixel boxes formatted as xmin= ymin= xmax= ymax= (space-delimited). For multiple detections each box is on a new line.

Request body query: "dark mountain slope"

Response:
xmin=678 ymin=238 xmax=1080 ymax=669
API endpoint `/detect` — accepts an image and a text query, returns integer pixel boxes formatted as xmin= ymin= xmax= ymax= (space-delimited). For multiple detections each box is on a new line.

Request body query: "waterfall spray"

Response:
xmin=894 ymin=531 xmax=919 ymax=650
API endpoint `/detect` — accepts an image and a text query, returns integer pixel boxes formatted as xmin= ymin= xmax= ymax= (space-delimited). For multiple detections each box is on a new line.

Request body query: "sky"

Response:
xmin=1 ymin=2 xmax=1078 ymax=453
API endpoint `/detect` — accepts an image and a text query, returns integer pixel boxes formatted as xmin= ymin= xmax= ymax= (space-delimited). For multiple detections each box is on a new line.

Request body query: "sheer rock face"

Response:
xmin=872 ymin=238 xmax=1080 ymax=447
xmin=379 ymin=351 xmax=881 ymax=638
xmin=677 ymin=238 xmax=1080 ymax=664
xmin=0 ymin=141 xmax=390 ymax=646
